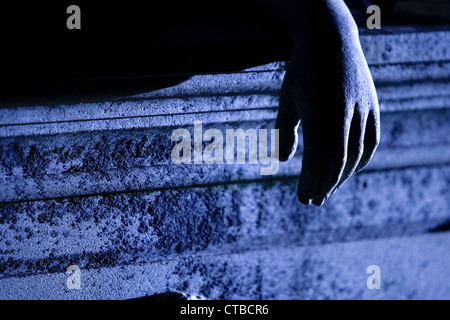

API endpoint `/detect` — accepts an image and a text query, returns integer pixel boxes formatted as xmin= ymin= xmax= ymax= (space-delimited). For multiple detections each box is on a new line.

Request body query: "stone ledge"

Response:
xmin=1 ymin=232 xmax=449 ymax=299
xmin=359 ymin=27 xmax=450 ymax=64
xmin=1 ymin=165 xmax=448 ymax=279
xmin=1 ymin=70 xmax=449 ymax=134
xmin=1 ymin=109 xmax=449 ymax=202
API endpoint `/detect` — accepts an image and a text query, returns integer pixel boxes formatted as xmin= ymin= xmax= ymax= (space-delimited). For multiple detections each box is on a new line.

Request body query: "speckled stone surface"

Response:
xmin=1 ymin=165 xmax=449 ymax=280
xmin=1 ymin=233 xmax=449 ymax=300
xmin=359 ymin=26 xmax=450 ymax=64
xmin=1 ymin=108 xmax=449 ymax=202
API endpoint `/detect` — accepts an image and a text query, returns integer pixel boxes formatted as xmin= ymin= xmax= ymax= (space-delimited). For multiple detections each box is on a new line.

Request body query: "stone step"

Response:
xmin=1 ymin=232 xmax=449 ymax=299
xmin=359 ymin=26 xmax=450 ymax=65
xmin=1 ymin=79 xmax=449 ymax=136
xmin=1 ymin=107 xmax=449 ymax=203
xmin=1 ymin=164 xmax=449 ymax=280
xmin=1 ymin=68 xmax=449 ymax=131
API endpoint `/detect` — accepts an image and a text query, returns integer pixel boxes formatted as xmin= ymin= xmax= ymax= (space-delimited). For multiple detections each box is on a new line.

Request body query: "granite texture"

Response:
xmin=1 ymin=233 xmax=449 ymax=300
xmin=359 ymin=27 xmax=450 ymax=64
xmin=1 ymin=109 xmax=449 ymax=202
xmin=1 ymin=165 xmax=449 ymax=280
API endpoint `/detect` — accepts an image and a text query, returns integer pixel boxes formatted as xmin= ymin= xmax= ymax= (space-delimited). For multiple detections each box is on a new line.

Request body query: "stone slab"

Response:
xmin=1 ymin=233 xmax=448 ymax=300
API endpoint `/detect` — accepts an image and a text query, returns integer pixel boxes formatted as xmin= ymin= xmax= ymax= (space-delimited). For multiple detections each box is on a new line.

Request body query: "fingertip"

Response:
xmin=278 ymin=152 xmax=291 ymax=162
xmin=278 ymin=148 xmax=296 ymax=162
xmin=297 ymin=192 xmax=312 ymax=206
xmin=311 ymin=197 xmax=326 ymax=207
xmin=297 ymin=182 xmax=315 ymax=206
xmin=297 ymin=153 xmax=324 ymax=206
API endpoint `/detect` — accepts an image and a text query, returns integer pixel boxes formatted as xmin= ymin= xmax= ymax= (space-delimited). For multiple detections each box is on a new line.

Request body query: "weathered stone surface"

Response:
xmin=1 ymin=108 xmax=449 ymax=202
xmin=1 ymin=233 xmax=449 ymax=300
xmin=360 ymin=27 xmax=450 ymax=64
xmin=1 ymin=72 xmax=448 ymax=136
xmin=1 ymin=165 xmax=449 ymax=280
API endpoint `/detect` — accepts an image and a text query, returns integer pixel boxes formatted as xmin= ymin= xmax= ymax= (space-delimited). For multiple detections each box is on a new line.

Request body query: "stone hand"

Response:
xmin=276 ymin=0 xmax=381 ymax=206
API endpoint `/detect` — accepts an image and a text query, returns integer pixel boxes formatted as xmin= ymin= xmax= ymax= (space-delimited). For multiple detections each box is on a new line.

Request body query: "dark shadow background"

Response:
xmin=1 ymin=0 xmax=449 ymax=106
